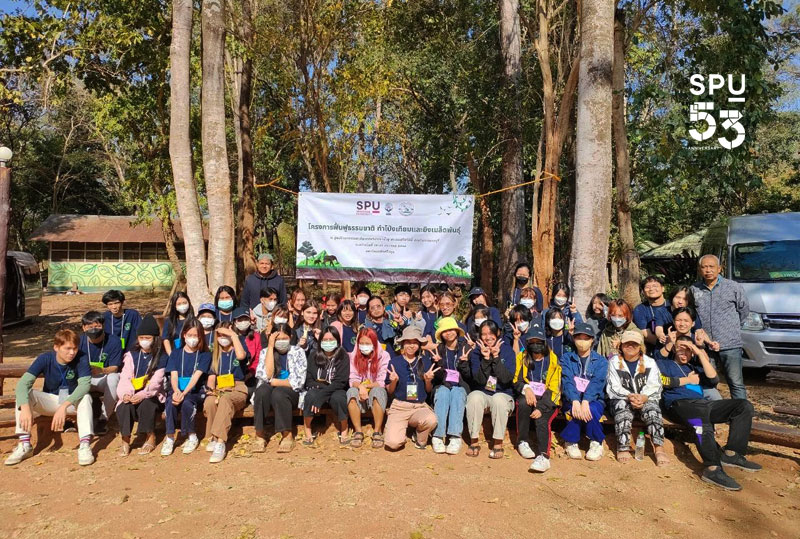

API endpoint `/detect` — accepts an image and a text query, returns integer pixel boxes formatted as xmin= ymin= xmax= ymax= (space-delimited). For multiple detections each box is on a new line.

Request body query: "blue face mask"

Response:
xmin=218 ymin=299 xmax=234 ymax=311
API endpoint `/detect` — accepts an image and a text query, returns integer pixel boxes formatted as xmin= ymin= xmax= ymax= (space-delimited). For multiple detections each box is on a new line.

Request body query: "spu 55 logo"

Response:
xmin=688 ymin=74 xmax=746 ymax=150
xmin=356 ymin=200 xmax=381 ymax=215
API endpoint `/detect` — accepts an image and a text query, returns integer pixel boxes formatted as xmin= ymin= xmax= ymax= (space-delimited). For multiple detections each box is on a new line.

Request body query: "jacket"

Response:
xmin=241 ymin=270 xmax=287 ymax=310
xmin=348 ymin=348 xmax=390 ymax=387
xmin=596 ymin=321 xmax=639 ymax=358
xmin=255 ymin=344 xmax=307 ymax=408
xmin=464 ymin=342 xmax=516 ymax=395
xmin=304 ymin=351 xmax=350 ymax=410
xmin=513 ymin=350 xmax=561 ymax=411
xmin=116 ymin=350 xmax=167 ymax=408
xmin=605 ymin=353 xmax=662 ymax=401
xmin=559 ymin=350 xmax=608 ymax=404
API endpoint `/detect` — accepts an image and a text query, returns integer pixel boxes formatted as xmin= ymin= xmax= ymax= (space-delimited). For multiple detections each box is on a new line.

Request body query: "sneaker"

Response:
xmin=205 ymin=439 xmax=217 ymax=453
xmin=517 ymin=441 xmax=535 ymax=459
xmin=182 ymin=436 xmax=200 ymax=454
xmin=160 ymin=437 xmax=175 ymax=456
xmin=78 ymin=443 xmax=95 ymax=466
xmin=209 ymin=442 xmax=226 ymax=464
xmin=4 ymin=443 xmax=33 ymax=466
xmin=431 ymin=437 xmax=446 ymax=454
xmin=702 ymin=467 xmax=742 ymax=491
xmin=565 ymin=443 xmax=582 ymax=459
xmin=586 ymin=440 xmax=604 ymax=461
xmin=445 ymin=437 xmax=462 ymax=455
xmin=721 ymin=452 xmax=762 ymax=472
xmin=530 ymin=454 xmax=551 ymax=473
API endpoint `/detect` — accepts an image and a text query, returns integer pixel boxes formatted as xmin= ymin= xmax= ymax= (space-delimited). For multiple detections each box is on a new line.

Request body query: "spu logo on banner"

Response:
xmin=688 ymin=74 xmax=746 ymax=150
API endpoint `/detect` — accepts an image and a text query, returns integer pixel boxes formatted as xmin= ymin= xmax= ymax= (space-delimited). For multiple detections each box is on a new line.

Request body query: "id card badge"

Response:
xmin=406 ymin=381 xmax=419 ymax=401
xmin=574 ymin=376 xmax=590 ymax=393
xmin=90 ymin=361 xmax=105 ymax=370
xmin=530 ymin=381 xmax=546 ymax=397
xmin=131 ymin=375 xmax=148 ymax=390
xmin=121 ymin=338 xmax=127 ymax=350
xmin=217 ymin=373 xmax=235 ymax=389
xmin=380 ymin=343 xmax=387 ymax=351
xmin=277 ymin=369 xmax=289 ymax=380
xmin=485 ymin=375 xmax=497 ymax=392
xmin=685 ymin=383 xmax=703 ymax=396
xmin=178 ymin=376 xmax=191 ymax=391
xmin=445 ymin=369 xmax=460 ymax=384
xmin=58 ymin=387 xmax=69 ymax=404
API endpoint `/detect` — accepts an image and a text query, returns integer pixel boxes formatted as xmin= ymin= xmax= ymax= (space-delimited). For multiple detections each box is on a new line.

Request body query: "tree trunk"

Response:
xmin=497 ymin=0 xmax=525 ymax=306
xmin=202 ymin=0 xmax=235 ymax=291
xmin=568 ymin=0 xmax=614 ymax=311
xmin=169 ymin=0 xmax=210 ymax=305
xmin=161 ymin=215 xmax=186 ymax=289
xmin=612 ymin=9 xmax=641 ymax=306
xmin=468 ymin=153 xmax=495 ymax=298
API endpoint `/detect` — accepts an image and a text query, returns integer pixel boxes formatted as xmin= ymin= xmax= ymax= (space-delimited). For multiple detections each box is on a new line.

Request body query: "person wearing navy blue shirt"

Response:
xmin=196 ymin=303 xmax=218 ymax=351
xmin=203 ymin=321 xmax=250 ymax=463
xmin=504 ymin=304 xmax=536 ymax=356
xmin=161 ymin=319 xmax=212 ymax=457
xmin=540 ymin=282 xmax=584 ymax=327
xmin=162 ymin=291 xmax=195 ymax=355
xmin=464 ymin=320 xmax=516 ymax=459
xmin=214 ymin=285 xmax=238 ymax=322
xmin=354 ymin=286 xmax=371 ymax=325
xmin=508 ymin=262 xmax=544 ymax=313
xmin=80 ymin=310 xmax=123 ymax=434
xmin=363 ymin=295 xmax=400 ymax=353
xmin=467 ymin=287 xmax=503 ymax=326
xmin=657 ymin=336 xmax=760 ymax=491
xmin=559 ymin=323 xmax=608 ymax=461
xmin=383 ymin=326 xmax=438 ymax=450
xmin=632 ymin=275 xmax=673 ymax=354
xmin=418 ymin=284 xmax=440 ymax=340
xmin=385 ymin=284 xmax=413 ymax=331
xmin=5 ymin=329 xmax=95 ymax=467
xmin=102 ymin=290 xmax=142 ymax=352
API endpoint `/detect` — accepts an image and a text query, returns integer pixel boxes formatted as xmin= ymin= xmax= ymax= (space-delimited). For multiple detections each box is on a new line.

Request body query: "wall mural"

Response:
xmin=47 ymin=262 xmax=176 ymax=290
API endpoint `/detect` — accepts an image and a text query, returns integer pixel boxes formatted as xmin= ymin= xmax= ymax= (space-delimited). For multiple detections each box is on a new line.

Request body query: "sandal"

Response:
xmin=338 ymin=431 xmax=351 ymax=446
xmin=277 ymin=437 xmax=295 ymax=453
xmin=252 ymin=437 xmax=267 ymax=453
xmin=617 ymin=450 xmax=632 ymax=463
xmin=655 ymin=448 xmax=671 ymax=467
xmin=489 ymin=447 xmax=504 ymax=459
xmin=371 ymin=432 xmax=384 ymax=449
xmin=350 ymin=432 xmax=365 ymax=448
xmin=138 ymin=442 xmax=156 ymax=455
xmin=118 ymin=443 xmax=131 ymax=457
xmin=466 ymin=444 xmax=481 ymax=458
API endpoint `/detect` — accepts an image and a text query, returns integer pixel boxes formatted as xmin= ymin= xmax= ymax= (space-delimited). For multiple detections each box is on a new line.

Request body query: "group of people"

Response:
xmin=5 ymin=253 xmax=761 ymax=491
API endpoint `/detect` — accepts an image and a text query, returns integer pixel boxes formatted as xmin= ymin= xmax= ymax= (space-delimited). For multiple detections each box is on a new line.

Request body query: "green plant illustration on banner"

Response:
xmin=295 ymin=249 xmax=343 ymax=268
xmin=439 ymin=257 xmax=470 ymax=277
xmin=48 ymin=262 xmax=176 ymax=290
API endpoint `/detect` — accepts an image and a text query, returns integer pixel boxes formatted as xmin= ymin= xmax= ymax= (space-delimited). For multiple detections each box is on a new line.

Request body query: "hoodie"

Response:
xmin=241 ymin=270 xmax=287 ymax=310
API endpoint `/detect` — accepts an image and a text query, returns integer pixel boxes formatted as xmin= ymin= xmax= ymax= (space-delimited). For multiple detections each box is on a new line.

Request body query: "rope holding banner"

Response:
xmin=474 ymin=171 xmax=561 ymax=199
xmin=254 ymin=177 xmax=299 ymax=196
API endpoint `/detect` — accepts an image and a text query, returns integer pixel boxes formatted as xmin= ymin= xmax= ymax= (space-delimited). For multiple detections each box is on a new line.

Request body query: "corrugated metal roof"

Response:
xmin=29 ymin=214 xmax=208 ymax=243
xmin=641 ymin=228 xmax=707 ymax=259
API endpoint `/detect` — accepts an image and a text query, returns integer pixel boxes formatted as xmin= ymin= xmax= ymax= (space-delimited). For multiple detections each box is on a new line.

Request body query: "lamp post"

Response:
xmin=0 ymin=145 xmax=12 ymax=390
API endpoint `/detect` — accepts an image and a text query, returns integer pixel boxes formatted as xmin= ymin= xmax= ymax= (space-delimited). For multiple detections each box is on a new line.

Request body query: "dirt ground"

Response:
xmin=1 ymin=292 xmax=799 ymax=539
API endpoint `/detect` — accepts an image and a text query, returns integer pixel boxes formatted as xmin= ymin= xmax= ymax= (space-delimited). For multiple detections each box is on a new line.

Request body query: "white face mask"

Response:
xmin=520 ymin=298 xmax=535 ymax=309
xmin=176 ymin=303 xmax=190 ymax=315
xmin=549 ymin=318 xmax=565 ymax=331
xmin=554 ymin=297 xmax=567 ymax=307
xmin=320 ymin=340 xmax=337 ymax=353
xmin=358 ymin=344 xmax=374 ymax=355
xmin=199 ymin=317 xmax=215 ymax=330
xmin=236 ymin=320 xmax=251 ymax=332
xmin=516 ymin=321 xmax=530 ymax=332
xmin=357 ymin=296 xmax=369 ymax=306
xmin=274 ymin=316 xmax=288 ymax=325
xmin=217 ymin=337 xmax=232 ymax=348
xmin=274 ymin=339 xmax=291 ymax=353
xmin=265 ymin=300 xmax=277 ymax=311
xmin=474 ymin=318 xmax=486 ymax=327
xmin=139 ymin=338 xmax=153 ymax=351
xmin=611 ymin=316 xmax=627 ymax=328
xmin=185 ymin=337 xmax=199 ymax=349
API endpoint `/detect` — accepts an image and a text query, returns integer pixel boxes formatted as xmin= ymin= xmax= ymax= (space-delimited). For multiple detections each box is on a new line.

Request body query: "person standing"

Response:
xmin=241 ymin=253 xmax=287 ymax=312
xmin=690 ymin=255 xmax=750 ymax=400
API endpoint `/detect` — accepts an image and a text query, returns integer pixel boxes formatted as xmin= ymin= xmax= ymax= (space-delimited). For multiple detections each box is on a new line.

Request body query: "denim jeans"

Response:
xmin=433 ymin=385 xmax=467 ymax=438
xmin=714 ymin=348 xmax=747 ymax=400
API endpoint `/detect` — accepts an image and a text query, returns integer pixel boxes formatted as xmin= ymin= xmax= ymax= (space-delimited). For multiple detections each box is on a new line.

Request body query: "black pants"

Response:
xmin=516 ymin=397 xmax=559 ymax=457
xmin=253 ymin=383 xmax=300 ymax=433
xmin=303 ymin=388 xmax=348 ymax=422
xmin=669 ymin=398 xmax=754 ymax=467
xmin=116 ymin=397 xmax=163 ymax=436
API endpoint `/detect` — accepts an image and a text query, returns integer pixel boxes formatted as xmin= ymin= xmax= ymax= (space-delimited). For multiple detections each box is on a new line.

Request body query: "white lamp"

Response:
xmin=0 ymin=146 xmax=12 ymax=167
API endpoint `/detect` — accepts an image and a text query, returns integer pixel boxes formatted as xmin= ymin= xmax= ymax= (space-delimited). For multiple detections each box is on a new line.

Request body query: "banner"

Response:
xmin=296 ymin=193 xmax=475 ymax=284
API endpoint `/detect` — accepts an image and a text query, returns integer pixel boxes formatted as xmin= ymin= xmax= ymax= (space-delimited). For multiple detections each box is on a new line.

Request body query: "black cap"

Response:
xmin=468 ymin=287 xmax=485 ymax=298
xmin=233 ymin=306 xmax=250 ymax=319
xmin=525 ymin=324 xmax=546 ymax=342
xmin=136 ymin=314 xmax=160 ymax=337
xmin=572 ymin=322 xmax=595 ymax=338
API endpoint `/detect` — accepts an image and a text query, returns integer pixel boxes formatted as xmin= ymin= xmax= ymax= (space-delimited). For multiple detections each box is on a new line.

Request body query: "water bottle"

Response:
xmin=635 ymin=431 xmax=646 ymax=461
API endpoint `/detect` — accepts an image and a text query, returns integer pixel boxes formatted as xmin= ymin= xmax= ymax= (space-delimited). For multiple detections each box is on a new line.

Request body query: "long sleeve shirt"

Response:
xmin=690 ymin=276 xmax=749 ymax=350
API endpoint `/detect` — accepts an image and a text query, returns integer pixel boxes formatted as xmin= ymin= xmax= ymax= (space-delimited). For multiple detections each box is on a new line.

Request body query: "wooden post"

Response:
xmin=0 ymin=161 xmax=11 ymax=397
xmin=342 ymin=280 xmax=351 ymax=299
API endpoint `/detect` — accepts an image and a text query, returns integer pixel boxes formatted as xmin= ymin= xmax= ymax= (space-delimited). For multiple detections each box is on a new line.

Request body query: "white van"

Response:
xmin=702 ymin=212 xmax=800 ymax=368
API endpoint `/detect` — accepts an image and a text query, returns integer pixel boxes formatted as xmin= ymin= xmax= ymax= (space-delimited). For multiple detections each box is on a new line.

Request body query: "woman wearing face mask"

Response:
xmin=296 ymin=300 xmax=322 ymax=353
xmin=253 ymin=287 xmax=279 ymax=332
xmin=347 ymin=328 xmax=390 ymax=449
xmin=162 ymin=292 xmax=195 ymax=355
xmin=329 ymin=299 xmax=359 ymax=353
xmin=541 ymin=282 xmax=582 ymax=326
xmin=251 ymin=324 xmax=307 ymax=453
xmin=545 ymin=310 xmax=574 ymax=360
xmin=302 ymin=326 xmax=351 ymax=446
xmin=116 ymin=315 xmax=167 ymax=456
xmin=161 ymin=320 xmax=212 ymax=456
xmin=287 ymin=288 xmax=307 ymax=328
xmin=353 ymin=286 xmax=371 ymax=325
xmin=505 ymin=304 xmax=535 ymax=356
xmin=597 ymin=299 xmax=639 ymax=358
xmin=466 ymin=305 xmax=491 ymax=344
xmin=214 ymin=286 xmax=238 ymax=322
xmin=233 ymin=307 xmax=260 ymax=369
xmin=322 ymin=293 xmax=341 ymax=327
xmin=203 ymin=322 xmax=250 ymax=463
xmin=465 ymin=287 xmax=502 ymax=326
xmin=196 ymin=303 xmax=218 ymax=351
xmin=584 ymin=293 xmax=610 ymax=338
xmin=508 ymin=262 xmax=543 ymax=312
xmin=513 ymin=326 xmax=562 ymax=472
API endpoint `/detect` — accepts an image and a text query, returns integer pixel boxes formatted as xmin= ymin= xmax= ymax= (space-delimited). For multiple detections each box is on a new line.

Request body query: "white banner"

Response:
xmin=296 ymin=193 xmax=475 ymax=284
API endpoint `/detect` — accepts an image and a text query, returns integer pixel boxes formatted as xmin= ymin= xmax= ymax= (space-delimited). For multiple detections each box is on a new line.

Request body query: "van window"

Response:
xmin=732 ymin=240 xmax=800 ymax=282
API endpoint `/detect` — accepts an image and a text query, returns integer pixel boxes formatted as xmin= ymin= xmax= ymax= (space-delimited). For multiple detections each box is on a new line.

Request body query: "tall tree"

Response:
xmin=202 ymin=0 xmax=235 ymax=290
xmin=569 ymin=0 xmax=614 ymax=310
xmin=169 ymin=0 xmax=210 ymax=304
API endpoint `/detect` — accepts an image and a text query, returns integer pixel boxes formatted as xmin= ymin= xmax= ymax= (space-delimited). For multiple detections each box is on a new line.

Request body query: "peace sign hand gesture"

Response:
xmin=429 ymin=348 xmax=442 ymax=363
xmin=477 ymin=340 xmax=491 ymax=359
xmin=424 ymin=364 xmax=440 ymax=382
xmin=388 ymin=364 xmax=399 ymax=383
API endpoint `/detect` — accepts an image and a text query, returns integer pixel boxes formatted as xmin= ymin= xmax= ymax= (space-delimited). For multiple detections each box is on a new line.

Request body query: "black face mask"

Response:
xmin=529 ymin=342 xmax=546 ymax=355
xmin=85 ymin=327 xmax=104 ymax=339
xmin=515 ymin=276 xmax=528 ymax=286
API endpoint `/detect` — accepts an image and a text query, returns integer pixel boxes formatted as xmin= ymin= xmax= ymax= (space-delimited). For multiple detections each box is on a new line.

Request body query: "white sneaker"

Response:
xmin=431 ymin=436 xmax=446 ymax=454
xmin=517 ymin=441 xmax=535 ymax=459
xmin=4 ymin=443 xmax=33 ymax=466
xmin=445 ymin=437 xmax=462 ymax=455
xmin=565 ymin=443 xmax=582 ymax=459
xmin=530 ymin=454 xmax=551 ymax=473
xmin=586 ymin=440 xmax=604 ymax=461
xmin=205 ymin=439 xmax=217 ymax=453
xmin=182 ymin=435 xmax=200 ymax=454
xmin=209 ymin=442 xmax=226 ymax=464
xmin=78 ymin=443 xmax=95 ymax=466
xmin=160 ymin=437 xmax=175 ymax=456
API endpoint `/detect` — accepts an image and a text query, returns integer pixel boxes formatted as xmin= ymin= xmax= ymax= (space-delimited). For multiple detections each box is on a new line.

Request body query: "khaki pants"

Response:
xmin=16 ymin=390 xmax=94 ymax=439
xmin=203 ymin=381 xmax=248 ymax=442
xmin=384 ymin=400 xmax=437 ymax=450
xmin=466 ymin=391 xmax=513 ymax=441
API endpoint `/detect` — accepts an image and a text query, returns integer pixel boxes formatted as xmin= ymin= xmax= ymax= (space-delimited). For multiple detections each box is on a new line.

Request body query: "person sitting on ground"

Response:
xmin=115 ymin=315 xmax=167 ymax=456
xmin=80 ymin=310 xmax=123 ymax=435
xmin=102 ymin=289 xmax=142 ymax=352
xmin=384 ymin=326 xmax=438 ymax=451
xmin=252 ymin=287 xmax=279 ymax=332
xmin=632 ymin=275 xmax=673 ymax=355
xmin=252 ymin=323 xmax=307 ymax=453
xmin=161 ymin=319 xmax=211 ymax=456
xmin=584 ymin=293 xmax=610 ymax=338
xmin=606 ymin=331 xmax=669 ymax=466
xmin=66 ymin=282 xmax=84 ymax=295
xmin=656 ymin=335 xmax=760 ymax=491
xmin=5 ymin=329 xmax=95 ymax=467
xmin=329 ymin=299 xmax=359 ymax=353
xmin=559 ymin=322 xmax=608 ymax=461
xmin=241 ymin=252 xmax=287 ymax=312
xmin=162 ymin=291 xmax=195 ymax=355
xmin=302 ymin=326 xmax=351 ymax=446
xmin=659 ymin=307 xmax=721 ymax=401
xmin=347 ymin=327 xmax=390 ymax=449
xmin=513 ymin=326 xmax=561 ymax=473
xmin=596 ymin=299 xmax=639 ymax=358
xmin=464 ymin=320 xmax=516 ymax=459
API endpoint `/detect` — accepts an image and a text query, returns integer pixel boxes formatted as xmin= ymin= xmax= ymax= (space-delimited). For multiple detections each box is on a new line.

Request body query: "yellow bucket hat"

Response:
xmin=435 ymin=316 xmax=465 ymax=342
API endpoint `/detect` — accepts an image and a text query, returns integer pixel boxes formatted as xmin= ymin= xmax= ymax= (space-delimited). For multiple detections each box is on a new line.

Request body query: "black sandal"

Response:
xmin=350 ymin=432 xmax=365 ymax=448
xmin=466 ymin=444 xmax=481 ymax=457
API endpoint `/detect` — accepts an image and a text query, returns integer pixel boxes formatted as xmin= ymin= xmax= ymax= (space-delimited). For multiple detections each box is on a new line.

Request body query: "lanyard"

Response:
xmin=548 ymin=335 xmax=563 ymax=358
xmin=86 ymin=339 xmax=105 ymax=365
xmin=678 ymin=362 xmax=693 ymax=377
xmin=406 ymin=357 xmax=418 ymax=384
xmin=221 ymin=350 xmax=234 ymax=375
xmin=181 ymin=349 xmax=199 ymax=377
xmin=579 ymin=353 xmax=591 ymax=377
xmin=111 ymin=312 xmax=126 ymax=338
xmin=444 ymin=347 xmax=458 ymax=370
xmin=532 ymin=355 xmax=549 ymax=384
xmin=134 ymin=351 xmax=150 ymax=377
